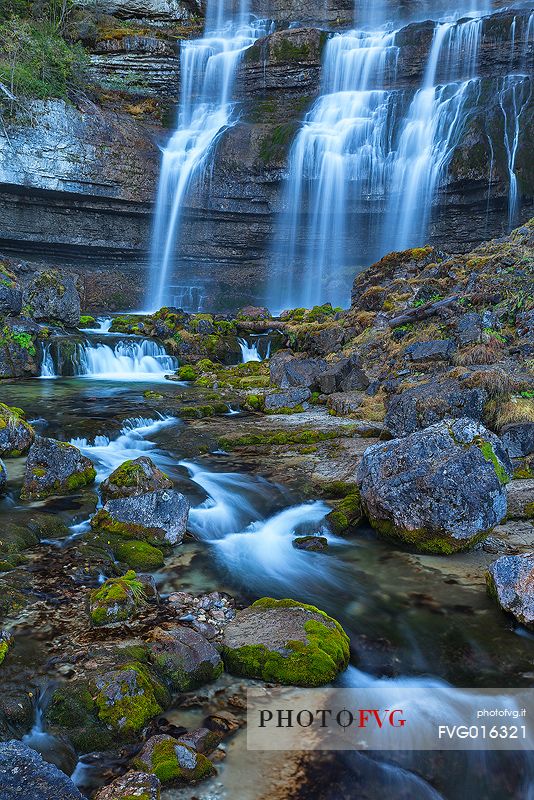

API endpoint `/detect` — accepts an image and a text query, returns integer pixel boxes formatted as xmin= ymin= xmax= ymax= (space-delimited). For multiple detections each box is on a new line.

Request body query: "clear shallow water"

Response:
xmin=1 ymin=375 xmax=534 ymax=798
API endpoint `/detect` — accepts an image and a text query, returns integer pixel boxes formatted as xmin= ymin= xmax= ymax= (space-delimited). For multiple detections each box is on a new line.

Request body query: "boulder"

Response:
xmin=179 ymin=727 xmax=222 ymax=754
xmin=0 ymin=461 xmax=6 ymax=496
xmin=292 ymin=535 xmax=329 ymax=551
xmin=134 ymin=735 xmax=215 ymax=784
xmin=263 ymin=388 xmax=310 ymax=411
xmin=269 ymin=350 xmax=327 ymax=389
xmin=357 ymin=418 xmax=513 ymax=553
xmin=385 ymin=379 xmax=487 ymax=437
xmin=88 ymin=571 xmax=154 ymax=627
xmin=0 ymin=403 xmax=35 ymax=456
xmin=501 ymin=423 xmax=534 ymax=459
xmin=404 ymin=339 xmax=456 ymax=362
xmin=221 ymin=597 xmax=350 ymax=686
xmin=23 ymin=270 xmax=80 ymax=327
xmin=100 ymin=456 xmax=173 ymax=504
xmin=0 ymin=740 xmax=84 ymax=800
xmin=0 ymin=322 xmax=38 ymax=378
xmin=94 ymin=665 xmax=166 ymax=737
xmin=452 ymin=312 xmax=483 ymax=345
xmin=0 ymin=285 xmax=22 ymax=316
xmin=237 ymin=305 xmax=271 ymax=320
xmin=94 ymin=771 xmax=160 ymax=800
xmin=486 ymin=553 xmax=534 ymax=628
xmin=147 ymin=625 xmax=223 ymax=691
xmin=21 ymin=437 xmax=96 ymax=500
xmin=315 ymin=356 xmax=369 ymax=395
xmin=506 ymin=480 xmax=534 ymax=520
xmin=91 ymin=490 xmax=190 ymax=545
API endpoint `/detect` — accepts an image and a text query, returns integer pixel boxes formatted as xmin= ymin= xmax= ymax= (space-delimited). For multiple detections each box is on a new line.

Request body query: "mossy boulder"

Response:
xmin=292 ymin=536 xmax=329 ymax=551
xmin=0 ymin=460 xmax=5 ymax=496
xmin=0 ymin=403 xmax=35 ymax=457
xmin=221 ymin=598 xmax=350 ymax=686
xmin=91 ymin=490 xmax=190 ymax=546
xmin=22 ymin=270 xmax=80 ymax=327
xmin=101 ymin=457 xmax=173 ymax=504
xmin=0 ymin=631 xmax=14 ymax=665
xmin=94 ymin=770 xmax=160 ymax=800
xmin=326 ymin=490 xmax=363 ymax=534
xmin=134 ymin=735 xmax=215 ymax=784
xmin=78 ymin=315 xmax=96 ymax=328
xmin=147 ymin=625 xmax=223 ymax=691
xmin=111 ymin=539 xmax=165 ymax=571
xmin=21 ymin=437 xmax=96 ymax=500
xmin=94 ymin=664 xmax=168 ymax=737
xmin=486 ymin=554 xmax=534 ymax=629
xmin=88 ymin=571 xmax=149 ymax=627
xmin=44 ymin=682 xmax=115 ymax=753
xmin=357 ymin=418 xmax=513 ymax=553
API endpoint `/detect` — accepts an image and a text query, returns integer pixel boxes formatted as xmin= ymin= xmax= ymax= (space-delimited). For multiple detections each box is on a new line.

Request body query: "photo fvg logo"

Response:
xmin=258 ymin=708 xmax=407 ymax=730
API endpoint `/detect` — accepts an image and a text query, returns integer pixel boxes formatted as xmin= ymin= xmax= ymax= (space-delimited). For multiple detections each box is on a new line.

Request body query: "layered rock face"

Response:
xmin=0 ymin=4 xmax=532 ymax=311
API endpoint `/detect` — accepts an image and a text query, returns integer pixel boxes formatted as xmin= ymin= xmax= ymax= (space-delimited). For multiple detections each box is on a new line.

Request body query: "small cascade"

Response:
xmin=147 ymin=0 xmax=272 ymax=311
xmin=82 ymin=317 xmax=113 ymax=334
xmin=170 ymin=284 xmax=207 ymax=313
xmin=497 ymin=73 xmax=532 ymax=227
xmin=237 ymin=335 xmax=271 ymax=362
xmin=74 ymin=340 xmax=178 ymax=381
xmin=39 ymin=343 xmax=56 ymax=379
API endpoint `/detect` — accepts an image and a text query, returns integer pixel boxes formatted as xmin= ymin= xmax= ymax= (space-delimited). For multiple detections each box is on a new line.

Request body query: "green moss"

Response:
xmin=45 ymin=683 xmax=114 ymax=753
xmin=89 ymin=570 xmax=145 ymax=626
xmin=476 ymin=440 xmax=511 ymax=485
xmin=112 ymin=539 xmax=164 ymax=570
xmin=79 ymin=315 xmax=96 ymax=328
xmin=136 ymin=737 xmax=215 ymax=784
xmin=265 ymin=404 xmax=306 ymax=415
xmin=524 ymin=502 xmax=534 ymax=519
xmin=177 ymin=365 xmax=198 ymax=381
xmin=369 ymin=516 xmax=489 ymax=554
xmin=0 ymin=640 xmax=11 ymax=665
xmin=90 ymin=508 xmax=164 ymax=544
xmin=513 ymin=463 xmax=534 ymax=479
xmin=94 ymin=663 xmax=165 ymax=736
xmin=272 ymin=38 xmax=310 ymax=62
xmin=222 ymin=598 xmax=350 ymax=687
xmin=219 ymin=426 xmax=359 ymax=449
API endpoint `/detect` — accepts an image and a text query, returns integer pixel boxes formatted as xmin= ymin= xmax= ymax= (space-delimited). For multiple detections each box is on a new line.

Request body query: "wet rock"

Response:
xmin=0 ymin=461 xmax=5 ymax=496
xmin=403 ymin=339 xmax=456 ymax=362
xmin=315 ymin=355 xmax=369 ymax=395
xmin=22 ymin=270 xmax=80 ymax=327
xmin=167 ymin=591 xmax=236 ymax=640
xmin=237 ymin=305 xmax=271 ymax=320
xmin=501 ymin=423 xmax=534 ymax=459
xmin=147 ymin=625 xmax=223 ymax=691
xmin=221 ymin=597 xmax=350 ymax=686
xmin=297 ymin=325 xmax=347 ymax=357
xmin=0 ymin=740 xmax=84 ymax=799
xmin=0 ymin=285 xmax=22 ymax=316
xmin=506 ymin=480 xmax=534 ymax=520
xmin=179 ymin=727 xmax=222 ymax=755
xmin=94 ymin=770 xmax=160 ymax=800
xmin=269 ymin=350 xmax=327 ymax=389
xmin=452 ymin=312 xmax=483 ymax=345
xmin=0 ymin=322 xmax=39 ymax=378
xmin=292 ymin=535 xmax=329 ymax=551
xmin=0 ymin=403 xmax=35 ymax=456
xmin=91 ymin=489 xmax=190 ymax=545
xmin=486 ymin=553 xmax=534 ymax=628
xmin=326 ymin=490 xmax=363 ymax=534
xmin=134 ymin=734 xmax=215 ymax=784
xmin=88 ymin=570 xmax=154 ymax=627
xmin=385 ymin=379 xmax=487 ymax=437
xmin=94 ymin=664 xmax=167 ymax=737
xmin=21 ymin=436 xmax=96 ymax=500
xmin=264 ymin=387 xmax=310 ymax=412
xmin=357 ymin=418 xmax=513 ymax=553
xmin=100 ymin=456 xmax=173 ymax=503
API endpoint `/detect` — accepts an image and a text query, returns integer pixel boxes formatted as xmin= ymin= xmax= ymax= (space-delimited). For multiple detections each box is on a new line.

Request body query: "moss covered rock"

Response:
xmin=0 ymin=403 xmax=35 ymax=457
xmin=22 ymin=270 xmax=80 ymax=327
xmin=21 ymin=436 xmax=96 ymax=500
xmin=91 ymin=489 xmax=190 ymax=546
xmin=94 ymin=770 xmax=160 ymax=800
xmin=101 ymin=457 xmax=173 ymax=504
xmin=111 ymin=539 xmax=165 ymax=571
xmin=221 ymin=598 xmax=350 ymax=686
xmin=147 ymin=625 xmax=223 ymax=691
xmin=88 ymin=571 xmax=148 ymax=627
xmin=94 ymin=664 xmax=168 ymax=737
xmin=134 ymin=735 xmax=215 ymax=784
xmin=0 ymin=631 xmax=14 ymax=665
xmin=357 ymin=418 xmax=513 ymax=553
xmin=0 ymin=460 xmax=5 ymax=496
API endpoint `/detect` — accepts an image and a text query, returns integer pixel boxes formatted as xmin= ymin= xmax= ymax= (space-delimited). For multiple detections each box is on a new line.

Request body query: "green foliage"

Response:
xmin=0 ymin=16 xmax=88 ymax=101
xmin=0 ymin=325 xmax=36 ymax=355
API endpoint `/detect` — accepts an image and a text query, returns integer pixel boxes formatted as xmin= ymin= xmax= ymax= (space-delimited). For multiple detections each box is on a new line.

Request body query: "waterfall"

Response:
xmin=497 ymin=74 xmax=531 ymax=227
xmin=147 ymin=0 xmax=272 ymax=312
xmin=74 ymin=340 xmax=178 ymax=380
xmin=39 ymin=343 xmax=56 ymax=379
xmin=82 ymin=317 xmax=113 ymax=334
xmin=238 ymin=335 xmax=271 ymax=362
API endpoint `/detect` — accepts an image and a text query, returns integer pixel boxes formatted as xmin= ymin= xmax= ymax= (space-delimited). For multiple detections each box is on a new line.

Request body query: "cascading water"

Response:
xmin=147 ymin=0 xmax=272 ymax=312
xmin=74 ymin=340 xmax=178 ymax=381
xmin=237 ymin=335 xmax=271 ymax=362
xmin=268 ymin=7 xmax=528 ymax=312
xmin=39 ymin=343 xmax=56 ymax=379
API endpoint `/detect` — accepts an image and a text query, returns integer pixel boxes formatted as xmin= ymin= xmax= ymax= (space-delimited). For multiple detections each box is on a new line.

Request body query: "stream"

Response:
xmin=1 ymin=332 xmax=534 ymax=798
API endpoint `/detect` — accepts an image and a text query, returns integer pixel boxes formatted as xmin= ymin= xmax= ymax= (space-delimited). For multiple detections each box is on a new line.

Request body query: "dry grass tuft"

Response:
xmin=453 ymin=339 xmax=503 ymax=366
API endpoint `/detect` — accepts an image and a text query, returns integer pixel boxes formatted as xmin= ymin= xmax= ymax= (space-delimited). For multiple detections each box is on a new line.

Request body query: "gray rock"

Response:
xmin=501 ymin=423 xmax=534 ymax=459
xmin=0 ymin=285 xmax=22 ymax=316
xmin=0 ymin=460 xmax=6 ymax=495
xmin=315 ymin=355 xmax=369 ymax=395
xmin=179 ymin=727 xmax=222 ymax=754
xmin=292 ymin=535 xmax=329 ymax=551
xmin=486 ymin=553 xmax=534 ymax=628
xmin=23 ymin=271 xmax=80 ymax=327
xmin=357 ymin=418 xmax=513 ymax=553
xmin=92 ymin=489 xmax=190 ymax=545
xmin=404 ymin=339 xmax=456 ymax=362
xmin=453 ymin=312 xmax=483 ymax=345
xmin=506 ymin=480 xmax=534 ymax=520
xmin=100 ymin=456 xmax=173 ymax=504
xmin=0 ymin=322 xmax=39 ymax=378
xmin=148 ymin=625 xmax=223 ymax=691
xmin=385 ymin=379 xmax=487 ymax=437
xmin=21 ymin=437 xmax=96 ymax=500
xmin=264 ymin=388 xmax=310 ymax=411
xmin=134 ymin=735 xmax=215 ymax=783
xmin=94 ymin=770 xmax=160 ymax=800
xmin=269 ymin=350 xmax=327 ymax=389
xmin=0 ymin=740 xmax=84 ymax=800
